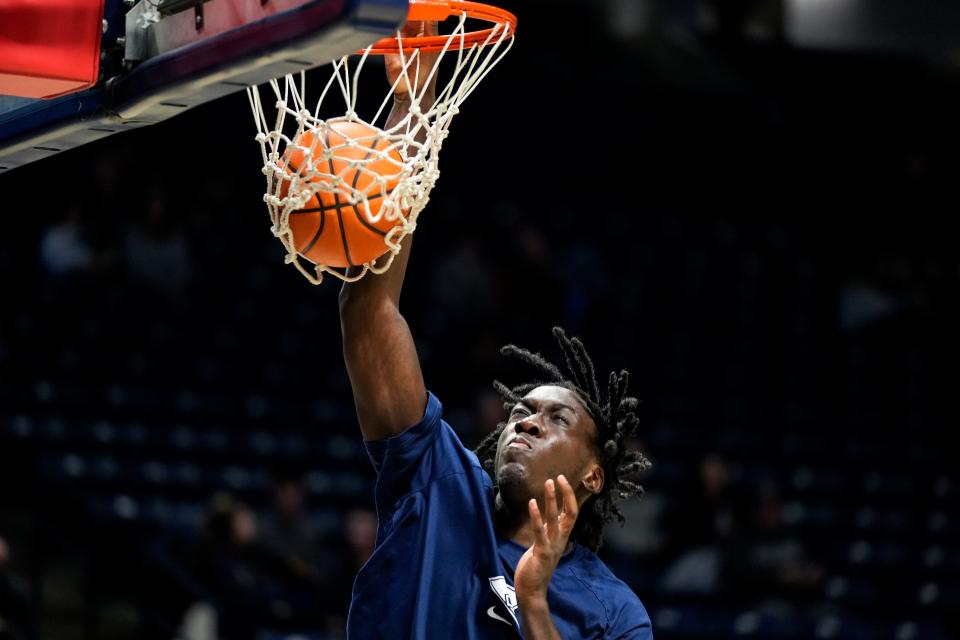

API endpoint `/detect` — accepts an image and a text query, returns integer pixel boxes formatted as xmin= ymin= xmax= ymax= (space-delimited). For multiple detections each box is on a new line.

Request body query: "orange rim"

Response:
xmin=360 ymin=0 xmax=517 ymax=55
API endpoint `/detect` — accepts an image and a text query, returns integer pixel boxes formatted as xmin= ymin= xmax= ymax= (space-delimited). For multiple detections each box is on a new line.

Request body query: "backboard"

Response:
xmin=0 ymin=0 xmax=410 ymax=173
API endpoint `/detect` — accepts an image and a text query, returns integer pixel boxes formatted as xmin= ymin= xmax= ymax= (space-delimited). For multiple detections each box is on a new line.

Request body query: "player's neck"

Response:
xmin=493 ymin=492 xmax=524 ymax=539
xmin=494 ymin=494 xmax=573 ymax=555
xmin=505 ymin=518 xmax=540 ymax=550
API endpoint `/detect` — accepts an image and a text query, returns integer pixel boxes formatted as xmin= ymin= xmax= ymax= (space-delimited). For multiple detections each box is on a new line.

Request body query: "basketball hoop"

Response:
xmin=247 ymin=0 xmax=517 ymax=284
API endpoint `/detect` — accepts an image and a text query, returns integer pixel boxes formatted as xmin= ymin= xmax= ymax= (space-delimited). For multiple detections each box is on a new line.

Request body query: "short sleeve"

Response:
xmin=362 ymin=392 xmax=483 ymax=528
xmin=364 ymin=391 xmax=442 ymax=476
xmin=608 ymin=593 xmax=653 ymax=640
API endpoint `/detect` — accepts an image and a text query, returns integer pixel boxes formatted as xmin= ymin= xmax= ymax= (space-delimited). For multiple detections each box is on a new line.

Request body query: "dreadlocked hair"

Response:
xmin=473 ymin=327 xmax=652 ymax=552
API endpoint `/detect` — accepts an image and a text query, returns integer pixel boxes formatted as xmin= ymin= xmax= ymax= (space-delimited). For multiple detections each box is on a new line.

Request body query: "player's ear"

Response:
xmin=581 ymin=463 xmax=603 ymax=496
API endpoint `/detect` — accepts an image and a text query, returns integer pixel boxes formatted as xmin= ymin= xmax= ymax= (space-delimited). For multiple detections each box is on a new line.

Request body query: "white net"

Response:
xmin=247 ymin=11 xmax=514 ymax=284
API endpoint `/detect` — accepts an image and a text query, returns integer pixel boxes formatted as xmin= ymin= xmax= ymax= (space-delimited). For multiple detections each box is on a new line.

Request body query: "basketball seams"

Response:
xmin=337 ymin=208 xmax=355 ymax=267
xmin=348 ymin=133 xmax=390 ymax=238
xmin=285 ymin=120 xmax=406 ymax=268
xmin=281 ymin=140 xmax=325 ymax=254
xmin=299 ymin=198 xmax=326 ymax=255
xmin=324 ymin=125 xmax=356 ymax=267
xmin=351 ymin=204 xmax=389 ymax=237
xmin=291 ymin=192 xmax=384 ymax=217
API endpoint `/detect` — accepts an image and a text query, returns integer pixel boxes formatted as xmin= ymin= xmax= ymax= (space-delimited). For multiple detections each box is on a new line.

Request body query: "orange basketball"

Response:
xmin=279 ymin=119 xmax=406 ymax=268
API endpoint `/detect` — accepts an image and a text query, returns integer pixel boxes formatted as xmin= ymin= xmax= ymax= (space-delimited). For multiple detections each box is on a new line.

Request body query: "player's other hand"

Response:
xmin=514 ymin=475 xmax=580 ymax=605
xmin=385 ymin=20 xmax=439 ymax=101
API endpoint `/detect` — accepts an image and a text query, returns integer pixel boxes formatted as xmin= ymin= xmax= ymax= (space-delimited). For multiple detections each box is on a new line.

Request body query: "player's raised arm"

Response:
xmin=338 ymin=21 xmax=438 ymax=442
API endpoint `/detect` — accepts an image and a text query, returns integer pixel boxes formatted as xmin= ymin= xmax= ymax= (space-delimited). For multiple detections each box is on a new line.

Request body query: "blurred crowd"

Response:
xmin=167 ymin=468 xmax=376 ymax=640
xmin=37 ymin=166 xmax=193 ymax=303
xmin=137 ymin=453 xmax=830 ymax=639
xmin=0 ymin=136 xmax=956 ymax=638
xmin=0 ymin=536 xmax=33 ymax=640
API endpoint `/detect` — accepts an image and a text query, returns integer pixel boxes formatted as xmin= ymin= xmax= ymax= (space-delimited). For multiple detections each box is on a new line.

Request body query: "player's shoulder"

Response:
xmin=364 ymin=391 xmax=484 ymax=475
xmin=413 ymin=391 xmax=489 ymax=477
xmin=565 ymin=545 xmax=651 ymax=631
xmin=566 ymin=546 xmax=640 ymax=598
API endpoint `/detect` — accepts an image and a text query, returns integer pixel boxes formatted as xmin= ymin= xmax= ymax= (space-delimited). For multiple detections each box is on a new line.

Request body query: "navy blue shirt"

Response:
xmin=347 ymin=392 xmax=653 ymax=639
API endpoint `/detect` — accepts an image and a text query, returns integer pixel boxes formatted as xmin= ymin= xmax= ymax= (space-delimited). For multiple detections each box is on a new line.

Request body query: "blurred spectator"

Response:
xmin=557 ymin=240 xmax=611 ymax=332
xmin=259 ymin=465 xmax=322 ymax=577
xmin=343 ymin=508 xmax=376 ymax=573
xmin=39 ymin=203 xmax=99 ymax=277
xmin=327 ymin=508 xmax=378 ymax=627
xmin=605 ymin=490 xmax=667 ymax=556
xmin=604 ymin=438 xmax=667 ymax=560
xmin=605 ymin=0 xmax=651 ymax=41
xmin=124 ymin=183 xmax=192 ymax=300
xmin=192 ymin=493 xmax=322 ymax=640
xmin=490 ymin=221 xmax=564 ymax=336
xmin=459 ymin=388 xmax=506 ymax=447
xmin=0 ymin=536 xmax=34 ymax=640
xmin=671 ymin=453 xmax=744 ymax=550
xmin=726 ymin=484 xmax=824 ymax=609
xmin=84 ymin=155 xmax=129 ymax=252
xmin=425 ymin=236 xmax=497 ymax=335
xmin=839 ymin=281 xmax=903 ymax=332
xmin=661 ymin=453 xmax=747 ymax=595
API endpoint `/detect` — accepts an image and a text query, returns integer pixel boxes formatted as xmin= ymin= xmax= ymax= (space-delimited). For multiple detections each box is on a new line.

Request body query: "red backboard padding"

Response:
xmin=0 ymin=0 xmax=105 ymax=98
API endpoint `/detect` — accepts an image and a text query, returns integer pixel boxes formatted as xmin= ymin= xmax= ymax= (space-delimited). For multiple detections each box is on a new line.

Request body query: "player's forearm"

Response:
xmin=337 ymin=91 xmax=432 ymax=309
xmin=519 ymin=597 xmax=563 ymax=640
xmin=339 ymin=232 xmax=412 ymax=311
xmin=340 ymin=295 xmax=427 ymax=440
xmin=339 ymin=231 xmax=424 ymax=441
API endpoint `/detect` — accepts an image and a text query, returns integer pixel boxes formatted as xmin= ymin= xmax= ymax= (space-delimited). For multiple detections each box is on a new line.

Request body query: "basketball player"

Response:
xmin=338 ymin=21 xmax=653 ymax=639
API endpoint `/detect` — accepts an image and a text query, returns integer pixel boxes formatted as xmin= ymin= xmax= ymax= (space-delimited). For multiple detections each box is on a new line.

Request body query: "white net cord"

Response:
xmin=247 ymin=12 xmax=514 ymax=284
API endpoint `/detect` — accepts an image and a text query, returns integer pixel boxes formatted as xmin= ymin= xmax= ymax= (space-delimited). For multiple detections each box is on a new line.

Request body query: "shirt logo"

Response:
xmin=488 ymin=576 xmax=519 ymax=627
xmin=486 ymin=606 xmax=511 ymax=626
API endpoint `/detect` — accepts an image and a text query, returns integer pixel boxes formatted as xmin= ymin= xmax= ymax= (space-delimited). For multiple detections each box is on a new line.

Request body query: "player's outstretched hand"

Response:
xmin=514 ymin=475 xmax=579 ymax=605
xmin=385 ymin=20 xmax=439 ymax=100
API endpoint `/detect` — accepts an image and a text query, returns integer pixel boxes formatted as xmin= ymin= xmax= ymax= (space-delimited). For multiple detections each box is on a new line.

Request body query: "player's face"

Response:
xmin=494 ymin=385 xmax=601 ymax=502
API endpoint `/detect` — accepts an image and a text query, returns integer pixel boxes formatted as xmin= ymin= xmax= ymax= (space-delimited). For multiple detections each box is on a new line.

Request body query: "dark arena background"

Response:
xmin=2 ymin=0 xmax=960 ymax=638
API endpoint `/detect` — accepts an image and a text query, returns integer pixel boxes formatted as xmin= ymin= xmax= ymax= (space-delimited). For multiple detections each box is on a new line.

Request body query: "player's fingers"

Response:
xmin=557 ymin=474 xmax=579 ymax=524
xmin=528 ymin=498 xmax=547 ymax=546
xmin=544 ymin=478 xmax=560 ymax=539
xmin=399 ymin=20 xmax=437 ymax=39
xmin=399 ymin=20 xmax=424 ymax=37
